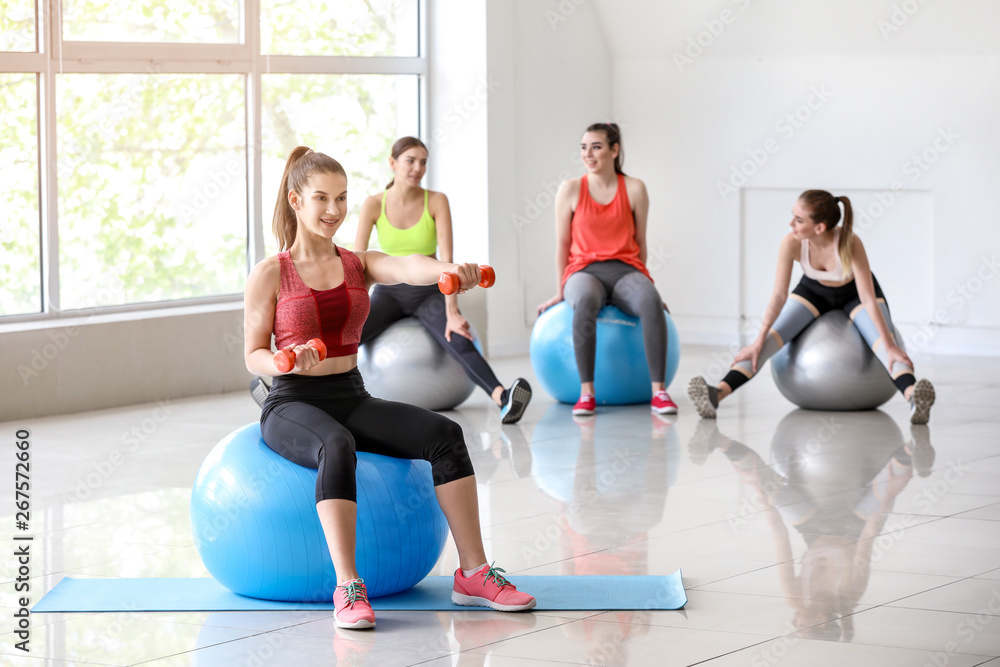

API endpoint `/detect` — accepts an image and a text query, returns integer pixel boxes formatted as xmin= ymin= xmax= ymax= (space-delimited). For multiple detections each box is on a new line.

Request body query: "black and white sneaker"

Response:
xmin=909 ymin=378 xmax=935 ymax=425
xmin=499 ymin=378 xmax=532 ymax=424
xmin=250 ymin=377 xmax=271 ymax=408
xmin=687 ymin=376 xmax=719 ymax=419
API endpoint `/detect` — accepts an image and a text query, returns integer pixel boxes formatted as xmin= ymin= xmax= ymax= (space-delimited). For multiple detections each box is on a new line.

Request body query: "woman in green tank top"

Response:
xmin=354 ymin=137 xmax=532 ymax=425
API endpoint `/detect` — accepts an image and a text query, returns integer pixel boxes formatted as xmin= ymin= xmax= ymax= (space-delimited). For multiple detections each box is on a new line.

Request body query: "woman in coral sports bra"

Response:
xmin=354 ymin=136 xmax=531 ymax=424
xmin=686 ymin=190 xmax=935 ymax=424
xmin=537 ymin=122 xmax=677 ymax=417
xmin=244 ymin=147 xmax=536 ymax=630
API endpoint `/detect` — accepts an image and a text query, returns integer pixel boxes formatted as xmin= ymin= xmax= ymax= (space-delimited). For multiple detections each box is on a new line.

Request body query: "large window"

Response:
xmin=0 ymin=0 xmax=423 ymax=320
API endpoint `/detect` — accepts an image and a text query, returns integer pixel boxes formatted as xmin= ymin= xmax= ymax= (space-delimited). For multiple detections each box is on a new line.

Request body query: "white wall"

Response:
xmin=428 ymin=0 xmax=613 ymax=357
xmin=486 ymin=0 xmax=614 ymax=355
xmin=498 ymin=0 xmax=1000 ymax=359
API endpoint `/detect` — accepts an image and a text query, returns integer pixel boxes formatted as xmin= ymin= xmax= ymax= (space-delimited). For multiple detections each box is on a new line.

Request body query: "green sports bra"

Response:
xmin=374 ymin=188 xmax=438 ymax=257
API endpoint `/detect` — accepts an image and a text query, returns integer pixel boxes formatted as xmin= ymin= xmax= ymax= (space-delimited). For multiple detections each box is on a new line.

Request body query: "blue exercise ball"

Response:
xmin=190 ymin=423 xmax=449 ymax=602
xmin=530 ymin=303 xmax=681 ymax=405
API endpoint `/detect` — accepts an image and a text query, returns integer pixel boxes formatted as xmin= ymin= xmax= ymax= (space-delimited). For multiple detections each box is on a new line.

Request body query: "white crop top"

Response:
xmin=801 ymin=228 xmax=853 ymax=282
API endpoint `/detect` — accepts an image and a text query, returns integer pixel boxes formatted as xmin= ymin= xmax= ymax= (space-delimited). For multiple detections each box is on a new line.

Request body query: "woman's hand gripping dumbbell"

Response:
xmin=273 ymin=338 xmax=328 ymax=373
xmin=438 ymin=265 xmax=495 ymax=295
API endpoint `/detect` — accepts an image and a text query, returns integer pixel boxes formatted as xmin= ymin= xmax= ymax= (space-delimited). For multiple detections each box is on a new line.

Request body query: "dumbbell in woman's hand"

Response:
xmin=438 ymin=265 xmax=495 ymax=295
xmin=273 ymin=338 xmax=328 ymax=373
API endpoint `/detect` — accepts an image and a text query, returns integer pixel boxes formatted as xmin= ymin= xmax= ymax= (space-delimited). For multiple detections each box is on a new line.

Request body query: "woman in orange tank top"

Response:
xmin=537 ymin=123 xmax=677 ymax=417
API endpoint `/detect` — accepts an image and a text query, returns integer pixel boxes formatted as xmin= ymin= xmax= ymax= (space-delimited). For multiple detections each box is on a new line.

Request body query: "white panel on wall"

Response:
xmin=741 ymin=187 xmax=934 ymax=339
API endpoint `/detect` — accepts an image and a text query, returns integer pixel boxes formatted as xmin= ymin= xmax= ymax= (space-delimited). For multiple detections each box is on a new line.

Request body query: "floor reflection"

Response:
xmin=530 ymin=405 xmax=680 ymax=665
xmin=689 ymin=409 xmax=935 ymax=641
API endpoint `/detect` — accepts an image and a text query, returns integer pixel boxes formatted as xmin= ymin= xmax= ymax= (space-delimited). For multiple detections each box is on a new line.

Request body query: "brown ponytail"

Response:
xmin=385 ymin=136 xmax=428 ymax=189
xmin=799 ymin=190 xmax=854 ymax=277
xmin=585 ymin=122 xmax=626 ymax=175
xmin=272 ymin=146 xmax=347 ymax=251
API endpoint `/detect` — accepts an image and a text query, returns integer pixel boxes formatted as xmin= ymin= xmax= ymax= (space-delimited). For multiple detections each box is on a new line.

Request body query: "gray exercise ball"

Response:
xmin=770 ymin=310 xmax=899 ymax=411
xmin=357 ymin=317 xmax=478 ymax=411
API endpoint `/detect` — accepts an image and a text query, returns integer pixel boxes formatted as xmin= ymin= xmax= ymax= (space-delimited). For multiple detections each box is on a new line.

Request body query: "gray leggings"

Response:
xmin=723 ymin=276 xmax=915 ymax=394
xmin=563 ymin=260 xmax=667 ymax=384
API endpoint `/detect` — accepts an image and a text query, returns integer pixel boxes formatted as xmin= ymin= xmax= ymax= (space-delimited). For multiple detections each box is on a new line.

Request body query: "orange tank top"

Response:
xmin=561 ymin=174 xmax=652 ymax=286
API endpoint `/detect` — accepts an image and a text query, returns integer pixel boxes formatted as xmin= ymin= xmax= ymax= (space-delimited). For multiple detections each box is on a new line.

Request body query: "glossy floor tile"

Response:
xmin=1 ymin=349 xmax=999 ymax=665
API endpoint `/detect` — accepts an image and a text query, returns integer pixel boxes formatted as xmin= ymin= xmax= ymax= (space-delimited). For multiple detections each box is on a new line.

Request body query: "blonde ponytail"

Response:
xmin=836 ymin=196 xmax=854 ymax=276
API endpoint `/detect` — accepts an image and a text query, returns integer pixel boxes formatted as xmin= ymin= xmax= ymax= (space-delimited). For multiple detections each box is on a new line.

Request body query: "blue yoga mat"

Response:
xmin=33 ymin=573 xmax=686 ymax=613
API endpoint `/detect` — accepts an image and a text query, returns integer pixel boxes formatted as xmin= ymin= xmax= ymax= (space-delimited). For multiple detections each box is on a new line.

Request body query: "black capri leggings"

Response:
xmin=361 ymin=283 xmax=502 ymax=396
xmin=260 ymin=368 xmax=475 ymax=503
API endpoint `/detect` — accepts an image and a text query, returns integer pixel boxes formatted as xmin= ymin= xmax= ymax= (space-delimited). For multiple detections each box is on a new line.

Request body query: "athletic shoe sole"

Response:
xmin=651 ymin=403 xmax=678 ymax=415
xmin=910 ymin=378 xmax=935 ymax=425
xmin=501 ymin=379 xmax=533 ymax=424
xmin=334 ymin=616 xmax=375 ymax=630
xmin=451 ymin=591 xmax=537 ymax=611
xmin=687 ymin=376 xmax=717 ymax=419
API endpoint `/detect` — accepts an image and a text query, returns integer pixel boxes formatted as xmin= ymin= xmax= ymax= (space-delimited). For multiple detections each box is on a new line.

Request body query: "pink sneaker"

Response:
xmin=452 ymin=563 xmax=537 ymax=611
xmin=573 ymin=394 xmax=596 ymax=416
xmin=651 ymin=390 xmax=678 ymax=415
xmin=333 ymin=579 xmax=375 ymax=629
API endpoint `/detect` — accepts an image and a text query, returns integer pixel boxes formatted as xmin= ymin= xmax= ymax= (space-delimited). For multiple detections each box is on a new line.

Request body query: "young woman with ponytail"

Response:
xmin=537 ymin=122 xmax=678 ymax=417
xmin=353 ymin=136 xmax=532 ymax=424
xmin=687 ymin=190 xmax=935 ymax=424
xmin=244 ymin=147 xmax=536 ymax=630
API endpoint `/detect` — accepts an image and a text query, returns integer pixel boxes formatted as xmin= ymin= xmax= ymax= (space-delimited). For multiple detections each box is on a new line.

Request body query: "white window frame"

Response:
xmin=0 ymin=0 xmax=427 ymax=324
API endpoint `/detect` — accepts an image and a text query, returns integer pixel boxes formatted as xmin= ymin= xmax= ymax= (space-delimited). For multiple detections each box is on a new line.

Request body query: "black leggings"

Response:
xmin=361 ymin=283 xmax=502 ymax=396
xmin=260 ymin=368 xmax=475 ymax=503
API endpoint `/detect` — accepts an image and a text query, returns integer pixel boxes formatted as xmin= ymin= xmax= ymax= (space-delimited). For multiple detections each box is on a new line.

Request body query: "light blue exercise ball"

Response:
xmin=530 ymin=303 xmax=681 ymax=405
xmin=190 ymin=423 xmax=448 ymax=602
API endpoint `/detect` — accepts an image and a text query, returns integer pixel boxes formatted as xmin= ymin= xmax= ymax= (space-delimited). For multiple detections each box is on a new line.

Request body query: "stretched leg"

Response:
xmin=847 ymin=300 xmax=914 ymax=394
xmin=360 ymin=284 xmax=407 ymax=345
xmin=689 ymin=295 xmax=819 ymax=418
xmin=412 ymin=291 xmax=533 ymax=423
xmin=563 ymin=271 xmax=608 ymax=402
xmin=412 ymin=291 xmax=503 ymax=398
xmin=848 ymin=299 xmax=934 ymax=423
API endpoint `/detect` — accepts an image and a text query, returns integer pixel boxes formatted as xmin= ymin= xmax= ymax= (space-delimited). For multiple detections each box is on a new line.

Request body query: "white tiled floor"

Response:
xmin=2 ymin=347 xmax=999 ymax=665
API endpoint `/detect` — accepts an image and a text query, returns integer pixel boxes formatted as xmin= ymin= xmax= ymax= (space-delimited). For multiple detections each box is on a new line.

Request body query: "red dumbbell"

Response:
xmin=273 ymin=338 xmax=328 ymax=373
xmin=438 ymin=265 xmax=495 ymax=295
